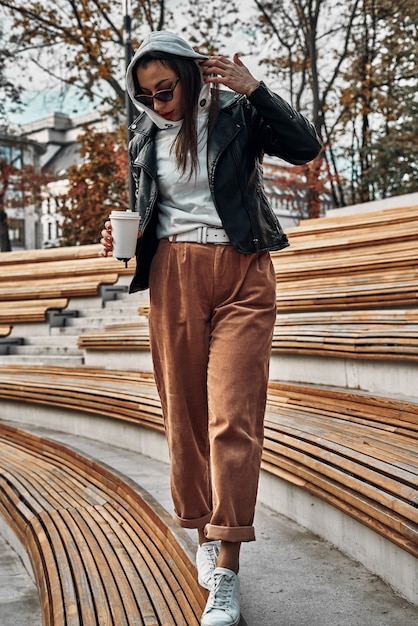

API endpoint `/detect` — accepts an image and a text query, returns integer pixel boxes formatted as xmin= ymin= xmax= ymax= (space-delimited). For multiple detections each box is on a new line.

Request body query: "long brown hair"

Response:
xmin=133 ymin=52 xmax=219 ymax=177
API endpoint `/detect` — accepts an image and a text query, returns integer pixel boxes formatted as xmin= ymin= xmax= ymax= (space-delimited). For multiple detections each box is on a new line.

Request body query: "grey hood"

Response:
xmin=126 ymin=31 xmax=209 ymax=130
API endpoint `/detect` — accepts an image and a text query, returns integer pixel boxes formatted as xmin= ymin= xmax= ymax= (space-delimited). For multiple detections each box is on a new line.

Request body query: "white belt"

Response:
xmin=168 ymin=227 xmax=230 ymax=244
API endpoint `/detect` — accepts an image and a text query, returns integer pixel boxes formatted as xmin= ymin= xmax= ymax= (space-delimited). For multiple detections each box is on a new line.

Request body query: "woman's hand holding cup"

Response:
xmin=100 ymin=213 xmax=142 ymax=261
xmin=100 ymin=221 xmax=113 ymax=257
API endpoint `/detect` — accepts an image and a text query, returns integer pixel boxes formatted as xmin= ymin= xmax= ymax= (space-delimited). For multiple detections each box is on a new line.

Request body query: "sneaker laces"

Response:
xmin=207 ymin=570 xmax=235 ymax=610
xmin=201 ymin=543 xmax=219 ymax=570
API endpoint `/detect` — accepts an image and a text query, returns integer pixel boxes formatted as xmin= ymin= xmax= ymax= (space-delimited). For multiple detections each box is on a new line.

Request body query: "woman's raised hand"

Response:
xmin=200 ymin=54 xmax=259 ymax=96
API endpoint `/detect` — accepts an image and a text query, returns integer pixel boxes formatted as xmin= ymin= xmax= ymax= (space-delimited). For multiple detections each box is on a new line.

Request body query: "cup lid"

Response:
xmin=109 ymin=210 xmax=139 ymax=218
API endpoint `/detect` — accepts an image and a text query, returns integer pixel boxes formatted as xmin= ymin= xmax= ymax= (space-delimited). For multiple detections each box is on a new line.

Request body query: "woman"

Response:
xmin=101 ymin=30 xmax=321 ymax=626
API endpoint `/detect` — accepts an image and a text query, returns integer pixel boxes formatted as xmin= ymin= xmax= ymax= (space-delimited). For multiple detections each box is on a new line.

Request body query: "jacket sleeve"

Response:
xmin=247 ymin=81 xmax=322 ymax=165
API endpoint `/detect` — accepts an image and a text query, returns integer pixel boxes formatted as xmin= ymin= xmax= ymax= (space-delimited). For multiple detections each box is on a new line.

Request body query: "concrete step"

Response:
xmin=75 ymin=306 xmax=142 ymax=319
xmin=24 ymin=336 xmax=78 ymax=347
xmin=104 ymin=293 xmax=147 ymax=308
xmin=0 ymin=355 xmax=84 ymax=366
xmin=65 ymin=315 xmax=141 ymax=329
xmin=13 ymin=346 xmax=83 ymax=357
xmin=50 ymin=326 xmax=101 ymax=336
xmin=0 ymin=532 xmax=42 ymax=626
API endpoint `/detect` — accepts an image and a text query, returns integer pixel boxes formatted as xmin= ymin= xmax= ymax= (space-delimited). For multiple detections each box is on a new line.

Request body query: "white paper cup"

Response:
xmin=109 ymin=210 xmax=140 ymax=265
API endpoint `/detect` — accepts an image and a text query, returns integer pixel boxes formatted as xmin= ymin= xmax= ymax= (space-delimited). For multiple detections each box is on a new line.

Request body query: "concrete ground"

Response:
xmin=0 ymin=533 xmax=42 ymax=626
xmin=1 ymin=424 xmax=417 ymax=626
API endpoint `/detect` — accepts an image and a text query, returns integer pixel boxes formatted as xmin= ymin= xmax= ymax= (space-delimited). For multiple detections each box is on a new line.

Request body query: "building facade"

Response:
xmin=20 ymin=110 xmax=117 ymax=249
xmin=0 ymin=131 xmax=46 ymax=250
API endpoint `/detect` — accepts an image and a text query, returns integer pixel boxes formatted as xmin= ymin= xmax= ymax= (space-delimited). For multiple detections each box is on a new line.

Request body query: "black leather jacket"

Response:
xmin=128 ymin=81 xmax=321 ymax=292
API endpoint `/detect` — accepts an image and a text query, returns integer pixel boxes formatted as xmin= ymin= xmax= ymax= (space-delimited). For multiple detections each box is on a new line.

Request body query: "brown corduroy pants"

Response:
xmin=148 ymin=240 xmax=277 ymax=542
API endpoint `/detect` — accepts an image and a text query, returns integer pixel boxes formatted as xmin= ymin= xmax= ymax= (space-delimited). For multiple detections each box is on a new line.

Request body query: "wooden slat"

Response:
xmin=0 ymin=243 xmax=135 ymax=271
xmin=0 ymin=275 xmax=120 ymax=301
xmin=0 ymin=244 xmax=102 ymax=266
xmin=64 ymin=505 xmax=139 ymax=624
xmin=0 ymin=423 xmax=207 ymax=626
xmin=77 ymin=313 xmax=418 ymax=362
xmin=0 ymin=298 xmax=69 ymax=323
xmin=283 ymin=204 xmax=418 ymax=242
xmin=261 ymin=456 xmax=418 ymax=557
xmin=26 ymin=518 xmax=66 ymax=626
xmin=0 ymin=257 xmax=134 ymax=282
xmin=78 ymin=321 xmax=150 ymax=350
xmin=289 ymin=204 xmax=418 ymax=235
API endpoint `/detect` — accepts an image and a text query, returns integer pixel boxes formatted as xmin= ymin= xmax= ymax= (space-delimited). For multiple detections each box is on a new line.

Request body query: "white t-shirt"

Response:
xmin=155 ymin=110 xmax=222 ymax=239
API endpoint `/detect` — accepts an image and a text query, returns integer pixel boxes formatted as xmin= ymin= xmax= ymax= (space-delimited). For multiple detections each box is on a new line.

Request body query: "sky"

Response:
xmin=9 ymin=51 xmax=267 ymax=128
xmin=9 ymin=88 xmax=99 ymax=127
xmin=4 ymin=1 xmax=266 ymax=128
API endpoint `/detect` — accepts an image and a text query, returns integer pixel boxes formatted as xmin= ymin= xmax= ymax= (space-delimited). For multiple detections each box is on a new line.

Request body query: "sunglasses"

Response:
xmin=134 ymin=78 xmax=180 ymax=107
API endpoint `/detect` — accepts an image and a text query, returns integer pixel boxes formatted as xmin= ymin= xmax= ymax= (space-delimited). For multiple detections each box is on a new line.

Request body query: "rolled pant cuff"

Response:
xmin=204 ymin=524 xmax=256 ymax=543
xmin=174 ymin=510 xmax=213 ymax=529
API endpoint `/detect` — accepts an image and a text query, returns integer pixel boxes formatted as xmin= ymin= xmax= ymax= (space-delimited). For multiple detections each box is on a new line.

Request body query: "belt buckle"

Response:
xmin=197 ymin=226 xmax=208 ymax=244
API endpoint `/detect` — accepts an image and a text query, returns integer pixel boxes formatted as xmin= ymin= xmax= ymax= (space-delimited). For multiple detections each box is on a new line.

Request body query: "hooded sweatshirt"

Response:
xmin=126 ymin=31 xmax=223 ymax=239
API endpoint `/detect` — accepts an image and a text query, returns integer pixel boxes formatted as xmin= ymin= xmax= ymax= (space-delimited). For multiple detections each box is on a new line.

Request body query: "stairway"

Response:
xmin=0 ymin=279 xmax=146 ymax=366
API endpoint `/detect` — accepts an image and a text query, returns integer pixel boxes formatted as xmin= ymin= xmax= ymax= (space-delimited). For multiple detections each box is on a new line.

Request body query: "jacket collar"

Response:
xmin=129 ymin=112 xmax=156 ymax=137
xmin=218 ymin=90 xmax=243 ymax=109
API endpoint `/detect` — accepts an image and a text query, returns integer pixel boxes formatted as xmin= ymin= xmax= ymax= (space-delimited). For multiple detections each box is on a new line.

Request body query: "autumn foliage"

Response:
xmin=0 ymin=154 xmax=55 ymax=216
xmin=264 ymin=150 xmax=332 ymax=220
xmin=1 ymin=0 xmax=417 ymax=222
xmin=59 ymin=125 xmax=129 ymax=246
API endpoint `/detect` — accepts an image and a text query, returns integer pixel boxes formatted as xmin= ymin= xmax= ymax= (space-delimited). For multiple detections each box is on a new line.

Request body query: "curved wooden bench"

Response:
xmin=0 ymin=243 xmax=132 ymax=269
xmin=135 ymin=274 xmax=418 ymax=314
xmin=0 ymin=245 xmax=135 ymax=329
xmin=0 ymin=243 xmax=103 ymax=265
xmin=272 ymin=314 xmax=418 ymax=360
xmin=264 ymin=382 xmax=418 ymax=559
xmin=0 ymin=364 xmax=416 ymax=562
xmin=0 ymin=298 xmax=69 ymax=323
xmin=135 ymin=269 xmax=418 ymax=316
xmin=0 ymin=325 xmax=11 ymax=337
xmin=78 ymin=309 xmax=418 ymax=362
xmin=0 ymin=245 xmax=134 ymax=313
xmin=1 ymin=258 xmax=133 ymax=282
xmin=0 ymin=422 xmax=206 ymax=625
xmin=78 ymin=321 xmax=150 ymax=351
xmin=270 ymin=205 xmax=418 ymax=310
xmin=273 ymin=239 xmax=418 ymax=278
xmin=0 ymin=275 xmax=122 ymax=301
xmin=287 ymin=204 xmax=418 ymax=239
xmin=274 ymin=267 xmax=418 ymax=312
xmin=0 ymin=365 xmax=162 ymax=433
xmin=281 ymin=204 xmax=418 ymax=248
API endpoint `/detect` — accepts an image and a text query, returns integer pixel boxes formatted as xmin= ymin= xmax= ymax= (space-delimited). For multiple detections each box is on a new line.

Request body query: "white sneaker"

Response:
xmin=196 ymin=540 xmax=221 ymax=590
xmin=201 ymin=567 xmax=240 ymax=626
